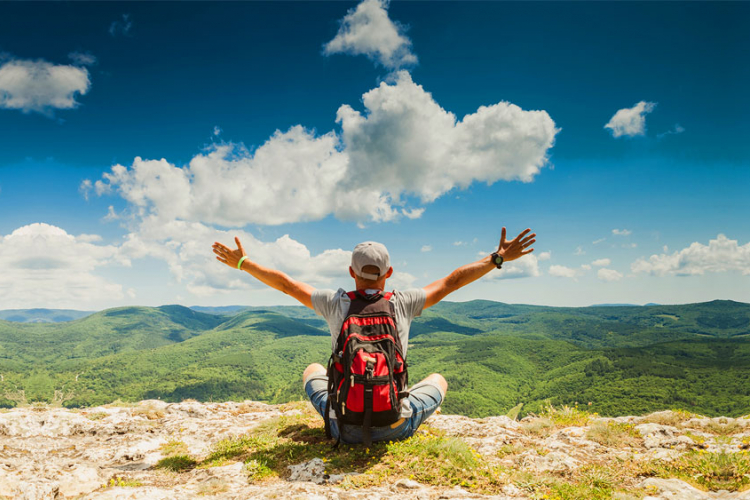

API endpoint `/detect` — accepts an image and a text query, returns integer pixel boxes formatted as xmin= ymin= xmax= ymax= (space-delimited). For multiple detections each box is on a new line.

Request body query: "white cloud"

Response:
xmin=657 ymin=124 xmax=685 ymax=139
xmin=79 ymin=179 xmax=93 ymax=200
xmin=103 ymin=205 xmax=120 ymax=222
xmin=109 ymin=14 xmax=133 ymax=37
xmin=0 ymin=222 xmax=370 ymax=308
xmin=389 ymin=271 xmax=417 ymax=290
xmin=213 ymin=126 xmax=222 ymax=136
xmin=592 ymin=258 xmax=611 ymax=267
xmin=604 ymin=101 xmax=656 ymax=138
xmin=323 ymin=0 xmax=417 ymax=69
xmin=574 ymin=246 xmax=585 ymax=255
xmin=0 ymin=223 xmax=124 ymax=308
xmin=612 ymin=229 xmax=632 ymax=236
xmin=93 ymin=71 xmax=557 ymax=226
xmin=336 ymin=71 xmax=558 ymax=212
xmin=453 ymin=241 xmax=467 ymax=247
xmin=420 ymin=245 xmax=432 ymax=253
xmin=548 ymin=264 xmax=583 ymax=279
xmin=0 ymin=58 xmax=91 ymax=115
xmin=581 ymin=264 xmax=592 ymax=271
xmin=117 ymin=217 xmax=373 ymax=299
xmin=537 ymin=251 xmax=551 ymax=261
xmin=68 ymin=51 xmax=97 ymax=66
xmin=593 ymin=238 xmax=606 ymax=245
xmin=485 ymin=254 xmax=541 ymax=281
xmin=597 ymin=268 xmax=623 ymax=282
xmin=631 ymin=234 xmax=750 ymax=277
xmin=402 ymin=207 xmax=424 ymax=219
xmin=95 ymin=132 xmax=348 ymax=226
xmin=77 ymin=233 xmax=103 ymax=243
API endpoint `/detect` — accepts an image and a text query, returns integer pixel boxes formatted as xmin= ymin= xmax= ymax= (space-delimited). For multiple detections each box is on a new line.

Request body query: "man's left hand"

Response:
xmin=497 ymin=227 xmax=536 ymax=262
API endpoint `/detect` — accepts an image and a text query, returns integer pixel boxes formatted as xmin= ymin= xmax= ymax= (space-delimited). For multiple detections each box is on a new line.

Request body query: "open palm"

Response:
xmin=497 ymin=227 xmax=536 ymax=262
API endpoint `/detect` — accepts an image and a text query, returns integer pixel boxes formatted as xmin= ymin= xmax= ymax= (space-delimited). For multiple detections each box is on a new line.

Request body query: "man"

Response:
xmin=212 ymin=227 xmax=535 ymax=444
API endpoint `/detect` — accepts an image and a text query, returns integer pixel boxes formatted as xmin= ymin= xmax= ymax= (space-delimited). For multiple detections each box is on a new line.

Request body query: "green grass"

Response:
xmin=640 ymin=450 xmax=750 ymax=492
xmin=585 ymin=421 xmax=642 ymax=448
xmin=160 ymin=439 xmax=188 ymax=457
xmin=156 ymin=455 xmax=198 ymax=472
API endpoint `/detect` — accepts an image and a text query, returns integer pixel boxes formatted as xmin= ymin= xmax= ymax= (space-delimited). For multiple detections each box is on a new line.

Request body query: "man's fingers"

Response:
xmin=235 ymin=237 xmax=245 ymax=255
xmin=499 ymin=227 xmax=507 ymax=247
xmin=213 ymin=242 xmax=230 ymax=253
xmin=514 ymin=228 xmax=531 ymax=242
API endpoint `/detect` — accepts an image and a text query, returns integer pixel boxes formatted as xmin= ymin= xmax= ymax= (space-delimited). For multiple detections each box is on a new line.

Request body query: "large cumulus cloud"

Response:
xmin=93 ymin=72 xmax=558 ymax=226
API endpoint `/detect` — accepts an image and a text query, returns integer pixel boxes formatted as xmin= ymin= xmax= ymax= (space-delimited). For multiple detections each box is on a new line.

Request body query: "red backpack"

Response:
xmin=324 ymin=290 xmax=408 ymax=445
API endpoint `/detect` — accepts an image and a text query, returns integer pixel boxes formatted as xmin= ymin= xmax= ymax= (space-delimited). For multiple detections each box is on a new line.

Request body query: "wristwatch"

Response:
xmin=490 ymin=252 xmax=504 ymax=269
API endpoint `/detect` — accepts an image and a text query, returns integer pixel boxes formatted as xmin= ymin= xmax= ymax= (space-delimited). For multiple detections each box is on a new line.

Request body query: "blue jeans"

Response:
xmin=305 ymin=372 xmax=444 ymax=445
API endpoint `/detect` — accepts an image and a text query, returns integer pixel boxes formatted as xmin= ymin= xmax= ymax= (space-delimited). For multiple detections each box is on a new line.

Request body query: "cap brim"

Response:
xmin=358 ymin=271 xmax=381 ymax=280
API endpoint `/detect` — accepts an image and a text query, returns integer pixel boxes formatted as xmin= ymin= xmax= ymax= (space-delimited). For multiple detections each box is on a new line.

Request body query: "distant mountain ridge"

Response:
xmin=0 ymin=308 xmax=94 ymax=323
xmin=0 ymin=299 xmax=741 ymax=322
xmin=0 ymin=299 xmax=746 ymax=418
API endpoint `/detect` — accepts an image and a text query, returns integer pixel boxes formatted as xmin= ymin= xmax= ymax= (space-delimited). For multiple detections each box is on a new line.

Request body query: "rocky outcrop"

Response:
xmin=0 ymin=402 xmax=748 ymax=499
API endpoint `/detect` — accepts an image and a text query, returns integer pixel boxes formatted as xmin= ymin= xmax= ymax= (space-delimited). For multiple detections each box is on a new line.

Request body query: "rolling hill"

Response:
xmin=0 ymin=300 xmax=746 ymax=417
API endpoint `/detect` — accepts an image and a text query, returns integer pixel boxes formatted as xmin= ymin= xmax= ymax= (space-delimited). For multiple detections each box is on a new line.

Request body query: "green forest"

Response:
xmin=0 ymin=299 xmax=747 ymax=418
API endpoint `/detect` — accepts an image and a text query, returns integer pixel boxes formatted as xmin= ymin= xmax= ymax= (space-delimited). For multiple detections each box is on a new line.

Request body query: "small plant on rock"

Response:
xmin=156 ymin=455 xmax=198 ymax=472
xmin=586 ymin=421 xmax=642 ymax=448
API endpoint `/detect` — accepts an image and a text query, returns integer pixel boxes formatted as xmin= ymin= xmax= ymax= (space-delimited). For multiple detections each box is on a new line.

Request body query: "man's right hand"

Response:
xmin=213 ymin=237 xmax=247 ymax=270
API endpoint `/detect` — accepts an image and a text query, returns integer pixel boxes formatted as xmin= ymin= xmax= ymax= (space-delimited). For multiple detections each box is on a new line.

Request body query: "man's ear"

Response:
xmin=349 ymin=266 xmax=356 ymax=279
xmin=385 ymin=267 xmax=394 ymax=278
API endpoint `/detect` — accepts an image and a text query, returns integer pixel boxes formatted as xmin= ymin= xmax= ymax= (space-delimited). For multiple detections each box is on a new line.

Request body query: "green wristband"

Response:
xmin=237 ymin=256 xmax=248 ymax=270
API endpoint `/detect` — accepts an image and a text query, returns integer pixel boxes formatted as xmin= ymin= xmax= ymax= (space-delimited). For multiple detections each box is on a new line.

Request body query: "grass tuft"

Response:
xmin=160 ymin=439 xmax=188 ymax=457
xmin=539 ymin=403 xmax=591 ymax=427
xmin=156 ymin=454 xmax=198 ymax=472
xmin=641 ymin=410 xmax=696 ymax=427
xmin=522 ymin=417 xmax=555 ymax=436
xmin=640 ymin=450 xmax=750 ymax=492
xmin=131 ymin=404 xmax=165 ymax=420
xmin=586 ymin=421 xmax=642 ymax=448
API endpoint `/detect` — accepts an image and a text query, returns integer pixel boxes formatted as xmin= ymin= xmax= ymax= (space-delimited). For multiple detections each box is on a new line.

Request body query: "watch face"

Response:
xmin=493 ymin=254 xmax=503 ymax=265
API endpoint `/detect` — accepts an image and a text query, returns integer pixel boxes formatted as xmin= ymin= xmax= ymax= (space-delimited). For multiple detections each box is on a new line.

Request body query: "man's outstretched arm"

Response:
xmin=422 ymin=227 xmax=535 ymax=309
xmin=213 ymin=237 xmax=315 ymax=309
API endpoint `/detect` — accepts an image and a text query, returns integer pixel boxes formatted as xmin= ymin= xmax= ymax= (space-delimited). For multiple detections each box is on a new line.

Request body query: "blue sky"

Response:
xmin=1 ymin=1 xmax=748 ymax=309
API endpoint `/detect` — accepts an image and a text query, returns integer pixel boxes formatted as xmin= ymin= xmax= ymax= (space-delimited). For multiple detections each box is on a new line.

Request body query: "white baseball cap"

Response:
xmin=351 ymin=241 xmax=391 ymax=280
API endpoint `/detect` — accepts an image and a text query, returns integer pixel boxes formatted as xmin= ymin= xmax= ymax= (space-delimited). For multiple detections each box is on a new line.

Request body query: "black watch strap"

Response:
xmin=491 ymin=252 xmax=504 ymax=269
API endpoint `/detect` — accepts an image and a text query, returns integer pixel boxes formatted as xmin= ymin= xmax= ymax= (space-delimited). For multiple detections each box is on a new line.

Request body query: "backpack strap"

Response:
xmin=324 ymin=354 xmax=342 ymax=447
xmin=347 ymin=290 xmax=393 ymax=301
xmin=361 ymin=357 xmax=376 ymax=447
xmin=324 ymin=354 xmax=334 ymax=439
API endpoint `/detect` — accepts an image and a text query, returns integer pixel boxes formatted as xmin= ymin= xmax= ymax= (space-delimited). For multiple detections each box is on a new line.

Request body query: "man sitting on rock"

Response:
xmin=212 ymin=227 xmax=535 ymax=444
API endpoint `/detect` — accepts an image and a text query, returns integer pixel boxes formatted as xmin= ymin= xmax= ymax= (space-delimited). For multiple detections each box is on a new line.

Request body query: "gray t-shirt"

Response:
xmin=311 ymin=288 xmax=426 ymax=357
